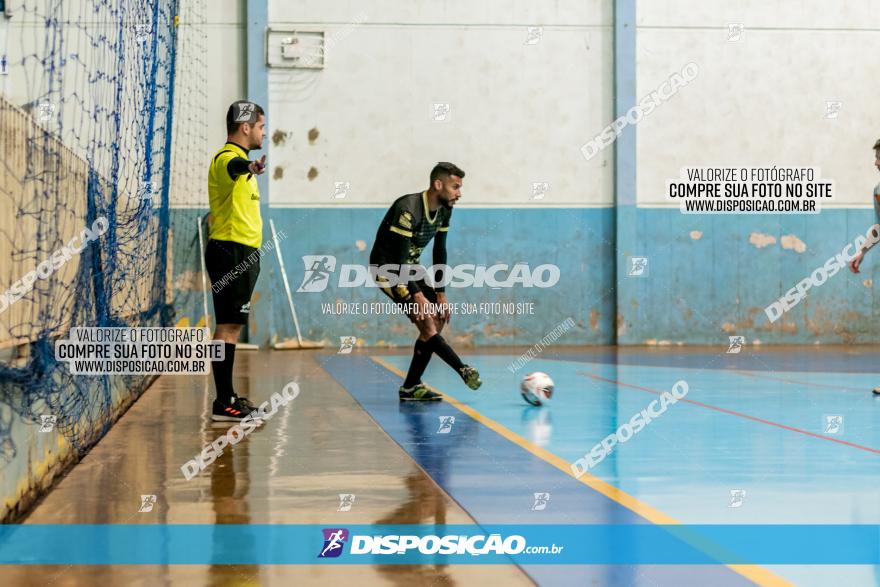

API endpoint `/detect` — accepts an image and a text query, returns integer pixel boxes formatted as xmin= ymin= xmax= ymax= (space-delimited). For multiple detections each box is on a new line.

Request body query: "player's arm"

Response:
xmin=384 ymin=220 xmax=422 ymax=298
xmin=382 ymin=199 xmax=435 ymax=320
xmin=850 ymin=234 xmax=876 ymax=273
xmin=849 ymin=197 xmax=880 ymax=274
xmin=433 ymin=221 xmax=451 ymax=321
xmin=387 ymin=228 xmax=436 ymax=321
xmin=227 ymin=154 xmax=266 ymax=179
xmin=432 ymin=230 xmax=448 ymax=292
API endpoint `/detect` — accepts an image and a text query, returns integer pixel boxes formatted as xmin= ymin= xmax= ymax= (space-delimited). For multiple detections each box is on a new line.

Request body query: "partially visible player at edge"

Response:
xmin=205 ymin=101 xmax=267 ymax=420
xmin=369 ymin=162 xmax=482 ymax=401
xmin=847 ymin=137 xmax=880 ymax=395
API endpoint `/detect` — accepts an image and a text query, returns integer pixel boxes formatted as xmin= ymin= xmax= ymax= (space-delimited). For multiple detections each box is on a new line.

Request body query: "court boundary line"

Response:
xmin=731 ymin=369 xmax=866 ymax=392
xmin=371 ymin=356 xmax=794 ymax=587
xmin=546 ymin=354 xmax=875 ymax=389
xmin=576 ymin=370 xmax=879 ymax=454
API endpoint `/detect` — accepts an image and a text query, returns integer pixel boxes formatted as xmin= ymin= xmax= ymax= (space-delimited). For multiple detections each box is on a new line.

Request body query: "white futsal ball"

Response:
xmin=520 ymin=372 xmax=554 ymax=406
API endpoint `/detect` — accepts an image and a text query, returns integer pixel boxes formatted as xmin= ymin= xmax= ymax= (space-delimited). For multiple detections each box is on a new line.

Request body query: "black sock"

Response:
xmin=403 ymin=338 xmax=433 ymax=388
xmin=425 ymin=334 xmax=465 ymax=372
xmin=211 ymin=342 xmax=237 ymax=403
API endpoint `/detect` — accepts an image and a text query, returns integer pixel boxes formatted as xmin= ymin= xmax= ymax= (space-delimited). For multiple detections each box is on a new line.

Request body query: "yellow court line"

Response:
xmin=371 ymin=356 xmax=794 ymax=587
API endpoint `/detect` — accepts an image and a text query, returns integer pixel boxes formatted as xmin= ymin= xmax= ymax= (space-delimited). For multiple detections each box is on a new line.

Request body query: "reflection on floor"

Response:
xmin=0 ymin=349 xmax=531 ymax=587
xmin=4 ymin=345 xmax=878 ymax=586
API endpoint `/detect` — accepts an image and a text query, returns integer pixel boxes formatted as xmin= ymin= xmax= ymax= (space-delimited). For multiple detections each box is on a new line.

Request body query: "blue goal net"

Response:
xmin=0 ymin=0 xmax=204 ymax=480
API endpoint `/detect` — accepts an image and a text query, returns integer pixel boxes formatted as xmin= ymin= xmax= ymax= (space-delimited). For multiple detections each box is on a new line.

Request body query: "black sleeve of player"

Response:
xmin=432 ymin=230 xmax=448 ymax=293
xmin=227 ymin=157 xmax=251 ymax=179
xmin=386 ymin=229 xmax=421 ymax=296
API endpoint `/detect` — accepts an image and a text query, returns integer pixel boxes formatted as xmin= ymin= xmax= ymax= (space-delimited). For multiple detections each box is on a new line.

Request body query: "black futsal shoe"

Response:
xmin=399 ymin=383 xmax=443 ymax=401
xmin=212 ymin=396 xmax=262 ymax=421
xmin=459 ymin=365 xmax=482 ymax=390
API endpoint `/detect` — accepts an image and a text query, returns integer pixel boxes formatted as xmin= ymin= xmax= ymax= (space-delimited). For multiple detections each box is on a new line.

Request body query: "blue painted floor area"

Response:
xmin=323 ymin=355 xmax=760 ymax=587
xmin=334 ymin=352 xmax=880 ymax=587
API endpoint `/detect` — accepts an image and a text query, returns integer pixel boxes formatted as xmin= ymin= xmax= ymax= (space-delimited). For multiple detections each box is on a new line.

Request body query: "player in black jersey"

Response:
xmin=370 ymin=162 xmax=482 ymax=401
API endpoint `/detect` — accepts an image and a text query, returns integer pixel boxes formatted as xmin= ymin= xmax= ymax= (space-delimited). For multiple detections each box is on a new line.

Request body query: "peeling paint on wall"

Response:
xmin=780 ymin=234 xmax=807 ymax=253
xmin=760 ymin=319 xmax=798 ymax=335
xmin=749 ymin=232 xmax=777 ymax=248
xmin=271 ymin=129 xmax=290 ymax=147
xmin=483 ymin=324 xmax=517 ymax=338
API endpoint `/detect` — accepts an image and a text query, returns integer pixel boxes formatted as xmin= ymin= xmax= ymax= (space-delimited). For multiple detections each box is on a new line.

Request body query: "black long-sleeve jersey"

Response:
xmin=369 ymin=191 xmax=451 ymax=295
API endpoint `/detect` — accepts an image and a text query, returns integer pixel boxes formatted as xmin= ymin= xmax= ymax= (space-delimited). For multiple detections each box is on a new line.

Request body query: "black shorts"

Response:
xmin=376 ymin=278 xmax=438 ymax=323
xmin=205 ymin=239 xmax=260 ymax=325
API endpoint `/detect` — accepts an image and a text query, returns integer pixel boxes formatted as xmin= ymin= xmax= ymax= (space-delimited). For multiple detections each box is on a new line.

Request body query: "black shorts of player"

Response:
xmin=376 ymin=277 xmax=437 ymax=323
xmin=205 ymin=239 xmax=260 ymax=325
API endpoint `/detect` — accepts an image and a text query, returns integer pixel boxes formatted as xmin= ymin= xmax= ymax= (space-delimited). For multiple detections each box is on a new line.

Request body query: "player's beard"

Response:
xmin=440 ymin=194 xmax=454 ymax=209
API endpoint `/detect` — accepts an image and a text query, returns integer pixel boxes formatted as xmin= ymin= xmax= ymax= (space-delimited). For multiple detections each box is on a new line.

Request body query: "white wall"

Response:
xmin=636 ymin=0 xmax=880 ymax=206
xmin=265 ymin=0 xmax=613 ymax=207
xmin=170 ymin=0 xmax=247 ymax=206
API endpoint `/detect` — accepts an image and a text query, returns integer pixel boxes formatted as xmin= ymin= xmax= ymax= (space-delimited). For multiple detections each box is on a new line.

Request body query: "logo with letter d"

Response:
xmin=318 ymin=528 xmax=349 ymax=558
xmin=298 ymin=255 xmax=337 ymax=293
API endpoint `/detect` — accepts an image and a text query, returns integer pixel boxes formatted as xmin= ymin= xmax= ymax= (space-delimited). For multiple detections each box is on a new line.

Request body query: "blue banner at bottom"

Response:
xmin=0 ymin=524 xmax=876 ymax=565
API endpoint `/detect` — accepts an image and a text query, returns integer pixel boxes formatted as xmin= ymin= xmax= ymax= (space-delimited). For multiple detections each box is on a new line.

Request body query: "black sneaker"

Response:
xmin=873 ymin=388 xmax=880 ymax=396
xmin=212 ymin=396 xmax=262 ymax=422
xmin=459 ymin=365 xmax=482 ymax=390
xmin=399 ymin=383 xmax=443 ymax=401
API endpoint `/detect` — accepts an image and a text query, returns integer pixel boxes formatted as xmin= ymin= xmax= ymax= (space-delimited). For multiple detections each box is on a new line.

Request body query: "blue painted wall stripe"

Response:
xmin=614 ymin=0 xmax=638 ymax=346
xmin=245 ymin=0 xmax=277 ymax=343
xmin=614 ymin=0 xmax=637 ymax=208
